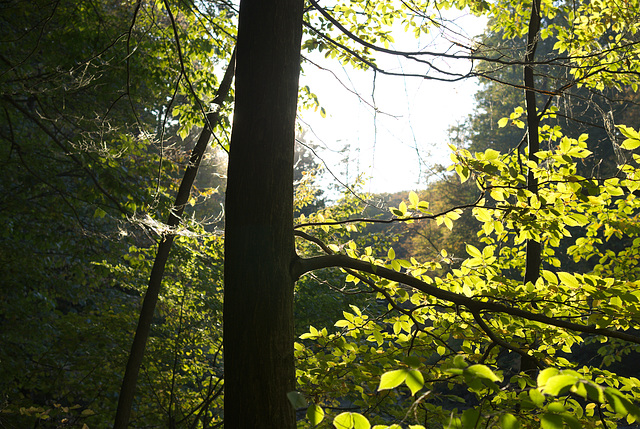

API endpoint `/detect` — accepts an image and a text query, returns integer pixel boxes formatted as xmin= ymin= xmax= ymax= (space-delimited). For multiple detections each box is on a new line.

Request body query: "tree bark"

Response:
xmin=223 ymin=0 xmax=303 ymax=427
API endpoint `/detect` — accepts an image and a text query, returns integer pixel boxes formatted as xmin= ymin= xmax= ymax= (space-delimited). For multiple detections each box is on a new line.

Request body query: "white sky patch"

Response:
xmin=299 ymin=10 xmax=487 ymax=195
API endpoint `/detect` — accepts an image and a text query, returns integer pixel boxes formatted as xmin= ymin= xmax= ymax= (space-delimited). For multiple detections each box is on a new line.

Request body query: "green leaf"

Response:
xmin=484 ymin=148 xmax=500 ymax=160
xmin=618 ymin=125 xmax=640 ymax=149
xmin=388 ymin=247 xmax=395 ymax=260
xmin=464 ymin=364 xmax=501 ymax=382
xmin=334 ymin=320 xmax=350 ymax=328
xmin=557 ymin=272 xmax=579 ymax=289
xmin=622 ymin=138 xmax=640 ymax=150
xmin=404 ymin=355 xmax=421 ymax=368
xmin=541 ymin=374 xmax=579 ymax=396
xmin=453 ymin=355 xmax=466 ymax=368
xmin=604 ymin=387 xmax=640 ymax=417
xmin=444 ymin=217 xmax=453 ymax=230
xmin=333 ymin=412 xmax=370 ymax=429
xmin=562 ymin=414 xmax=583 ymax=429
xmin=461 ymin=408 xmax=480 ymax=429
xmin=378 ymin=369 xmax=407 ymax=391
xmin=542 ymin=270 xmax=558 ymax=284
xmin=547 ymin=402 xmax=565 ymax=413
xmin=529 ymin=388 xmax=546 ymax=407
xmin=405 ymin=369 xmax=424 ymax=395
xmin=307 ymin=404 xmax=325 ymax=425
xmin=466 ymin=244 xmax=482 ymax=258
xmin=583 ymin=382 xmax=605 ymax=403
xmin=540 ymin=413 xmax=563 ymax=429
xmin=409 ymin=191 xmax=419 ymax=207
xmin=537 ymin=368 xmax=559 ymax=386
xmin=287 ymin=391 xmax=307 ymax=409
xmin=500 ymin=413 xmax=520 ymax=429
xmin=618 ymin=124 xmax=640 ymax=140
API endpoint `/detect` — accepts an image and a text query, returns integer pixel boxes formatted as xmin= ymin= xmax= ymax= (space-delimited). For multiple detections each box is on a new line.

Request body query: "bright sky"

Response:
xmin=299 ymin=11 xmax=488 ymax=195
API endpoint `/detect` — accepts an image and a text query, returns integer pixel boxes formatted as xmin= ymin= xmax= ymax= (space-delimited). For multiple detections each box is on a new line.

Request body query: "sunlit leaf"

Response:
xmin=464 ymin=364 xmax=500 ymax=382
xmin=541 ymin=374 xmax=579 ymax=396
xmin=500 ymin=413 xmax=520 ymax=429
xmin=378 ymin=369 xmax=407 ymax=391
xmin=333 ymin=412 xmax=370 ymax=429
xmin=405 ymin=369 xmax=424 ymax=395
xmin=307 ymin=404 xmax=325 ymax=426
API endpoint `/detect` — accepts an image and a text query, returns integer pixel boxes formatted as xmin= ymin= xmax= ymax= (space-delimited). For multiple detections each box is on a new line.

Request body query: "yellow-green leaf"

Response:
xmin=405 ymin=369 xmax=424 ymax=395
xmin=378 ymin=369 xmax=407 ymax=391
xmin=409 ymin=191 xmax=419 ymax=207
xmin=307 ymin=404 xmax=325 ymax=425
xmin=333 ymin=412 xmax=370 ymax=429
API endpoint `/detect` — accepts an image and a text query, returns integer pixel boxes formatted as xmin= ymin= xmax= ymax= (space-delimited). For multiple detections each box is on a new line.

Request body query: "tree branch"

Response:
xmin=294 ymin=193 xmax=484 ymax=229
xmin=291 ymin=253 xmax=640 ymax=345
xmin=471 ymin=311 xmax=542 ymax=369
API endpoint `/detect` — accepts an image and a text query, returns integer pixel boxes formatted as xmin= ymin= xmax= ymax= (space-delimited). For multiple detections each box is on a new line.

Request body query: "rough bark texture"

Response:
xmin=223 ymin=0 xmax=303 ymax=427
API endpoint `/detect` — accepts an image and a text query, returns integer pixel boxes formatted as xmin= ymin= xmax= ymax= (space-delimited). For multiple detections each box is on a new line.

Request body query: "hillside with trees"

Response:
xmin=1 ymin=0 xmax=640 ymax=428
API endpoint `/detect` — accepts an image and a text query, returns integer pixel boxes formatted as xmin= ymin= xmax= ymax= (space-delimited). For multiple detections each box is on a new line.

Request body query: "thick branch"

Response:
xmin=291 ymin=254 xmax=640 ymax=345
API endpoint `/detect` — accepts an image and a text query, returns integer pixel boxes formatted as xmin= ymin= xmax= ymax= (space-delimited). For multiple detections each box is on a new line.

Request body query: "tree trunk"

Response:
xmin=521 ymin=0 xmax=542 ymax=375
xmin=113 ymin=49 xmax=235 ymax=429
xmin=223 ymin=0 xmax=303 ymax=427
xmin=523 ymin=0 xmax=542 ymax=287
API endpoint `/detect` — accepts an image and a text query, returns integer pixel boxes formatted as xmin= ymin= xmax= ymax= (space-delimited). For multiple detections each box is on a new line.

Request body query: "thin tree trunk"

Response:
xmin=113 ymin=50 xmax=236 ymax=429
xmin=521 ymin=0 xmax=542 ymax=375
xmin=223 ymin=0 xmax=303 ymax=427
xmin=523 ymin=0 xmax=542 ymax=287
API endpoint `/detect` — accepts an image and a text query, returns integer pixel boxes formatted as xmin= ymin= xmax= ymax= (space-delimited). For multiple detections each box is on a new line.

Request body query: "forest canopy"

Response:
xmin=1 ymin=0 xmax=640 ymax=428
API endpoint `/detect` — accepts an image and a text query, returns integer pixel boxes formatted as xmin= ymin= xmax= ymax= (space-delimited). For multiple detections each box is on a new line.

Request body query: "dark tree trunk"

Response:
xmin=521 ymin=0 xmax=542 ymax=375
xmin=223 ymin=0 xmax=303 ymax=427
xmin=523 ymin=0 xmax=542 ymax=287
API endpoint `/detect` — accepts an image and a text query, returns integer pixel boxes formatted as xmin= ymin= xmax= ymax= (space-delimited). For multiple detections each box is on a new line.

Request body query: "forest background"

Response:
xmin=2 ymin=0 xmax=640 ymax=428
